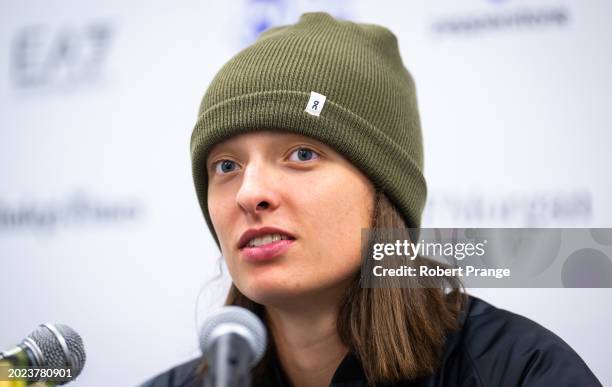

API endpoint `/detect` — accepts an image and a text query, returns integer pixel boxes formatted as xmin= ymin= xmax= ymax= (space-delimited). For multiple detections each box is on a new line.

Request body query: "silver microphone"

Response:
xmin=199 ymin=306 xmax=267 ymax=387
xmin=0 ymin=323 xmax=86 ymax=385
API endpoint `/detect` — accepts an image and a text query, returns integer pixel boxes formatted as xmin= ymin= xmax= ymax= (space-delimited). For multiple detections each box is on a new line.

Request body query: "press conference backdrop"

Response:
xmin=1 ymin=0 xmax=610 ymax=385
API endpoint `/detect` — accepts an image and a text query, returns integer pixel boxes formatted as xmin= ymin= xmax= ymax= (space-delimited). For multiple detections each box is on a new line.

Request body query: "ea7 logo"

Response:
xmin=11 ymin=22 xmax=114 ymax=88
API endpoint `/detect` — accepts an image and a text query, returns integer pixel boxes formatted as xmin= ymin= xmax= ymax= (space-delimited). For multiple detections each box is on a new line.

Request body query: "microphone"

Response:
xmin=0 ymin=323 xmax=86 ymax=385
xmin=199 ymin=306 xmax=266 ymax=387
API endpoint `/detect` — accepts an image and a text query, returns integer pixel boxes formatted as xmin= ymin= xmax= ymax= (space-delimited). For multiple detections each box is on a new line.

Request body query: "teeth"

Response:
xmin=246 ymin=233 xmax=291 ymax=248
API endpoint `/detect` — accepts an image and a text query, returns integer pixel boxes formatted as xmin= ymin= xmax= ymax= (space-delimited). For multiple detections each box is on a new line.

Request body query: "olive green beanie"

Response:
xmin=191 ymin=12 xmax=427 ymax=249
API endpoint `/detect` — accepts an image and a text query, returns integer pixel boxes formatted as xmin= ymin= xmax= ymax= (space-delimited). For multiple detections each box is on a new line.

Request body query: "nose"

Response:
xmin=235 ymin=159 xmax=280 ymax=217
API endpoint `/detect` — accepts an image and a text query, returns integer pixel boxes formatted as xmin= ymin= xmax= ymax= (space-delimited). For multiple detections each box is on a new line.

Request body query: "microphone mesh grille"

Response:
xmin=55 ymin=324 xmax=86 ymax=377
xmin=27 ymin=324 xmax=86 ymax=384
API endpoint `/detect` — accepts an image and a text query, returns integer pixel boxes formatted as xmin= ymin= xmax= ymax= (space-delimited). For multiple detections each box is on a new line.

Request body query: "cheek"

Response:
xmin=208 ymin=189 xmax=237 ymax=259
xmin=208 ymin=187 xmax=258 ymax=291
xmin=302 ymin=173 xmax=373 ymax=270
xmin=311 ymin=171 xmax=374 ymax=228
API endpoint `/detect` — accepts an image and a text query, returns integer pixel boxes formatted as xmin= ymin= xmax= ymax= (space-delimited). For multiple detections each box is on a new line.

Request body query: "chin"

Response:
xmin=240 ymin=277 xmax=311 ymax=306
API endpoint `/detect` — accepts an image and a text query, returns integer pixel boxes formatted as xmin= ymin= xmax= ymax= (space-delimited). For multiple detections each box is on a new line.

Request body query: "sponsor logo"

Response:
xmin=424 ymin=191 xmax=591 ymax=226
xmin=11 ymin=21 xmax=115 ymax=90
xmin=0 ymin=192 xmax=143 ymax=234
xmin=431 ymin=2 xmax=569 ymax=36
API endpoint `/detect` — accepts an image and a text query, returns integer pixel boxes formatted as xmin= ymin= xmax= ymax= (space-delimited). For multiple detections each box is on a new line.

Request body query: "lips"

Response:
xmin=237 ymin=226 xmax=296 ymax=250
xmin=240 ymin=239 xmax=295 ymax=262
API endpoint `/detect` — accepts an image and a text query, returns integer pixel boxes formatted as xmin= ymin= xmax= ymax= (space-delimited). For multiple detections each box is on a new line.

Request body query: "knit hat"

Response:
xmin=191 ymin=12 xmax=427 ymax=249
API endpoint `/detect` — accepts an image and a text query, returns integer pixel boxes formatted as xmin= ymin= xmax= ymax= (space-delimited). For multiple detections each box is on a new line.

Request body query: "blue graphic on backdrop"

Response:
xmin=240 ymin=0 xmax=352 ymax=47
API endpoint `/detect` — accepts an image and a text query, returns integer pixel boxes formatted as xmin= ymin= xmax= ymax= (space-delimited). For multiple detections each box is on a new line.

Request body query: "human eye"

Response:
xmin=288 ymin=147 xmax=320 ymax=162
xmin=213 ymin=159 xmax=241 ymax=175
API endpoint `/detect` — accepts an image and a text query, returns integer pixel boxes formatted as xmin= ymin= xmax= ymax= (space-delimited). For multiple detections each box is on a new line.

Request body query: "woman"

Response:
xmin=141 ymin=12 xmax=601 ymax=387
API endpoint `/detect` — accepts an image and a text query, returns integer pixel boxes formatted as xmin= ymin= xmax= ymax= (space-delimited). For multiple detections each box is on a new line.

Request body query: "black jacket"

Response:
xmin=138 ymin=295 xmax=602 ymax=386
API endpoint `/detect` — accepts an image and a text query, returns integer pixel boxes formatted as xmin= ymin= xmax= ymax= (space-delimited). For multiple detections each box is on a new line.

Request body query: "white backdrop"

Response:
xmin=1 ymin=1 xmax=611 ymax=386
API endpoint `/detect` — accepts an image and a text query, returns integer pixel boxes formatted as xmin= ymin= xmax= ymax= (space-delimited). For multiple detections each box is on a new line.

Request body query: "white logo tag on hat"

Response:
xmin=305 ymin=91 xmax=326 ymax=117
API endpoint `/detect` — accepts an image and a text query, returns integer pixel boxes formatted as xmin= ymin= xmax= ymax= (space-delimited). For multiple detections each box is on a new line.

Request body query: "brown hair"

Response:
xmin=199 ymin=191 xmax=467 ymax=385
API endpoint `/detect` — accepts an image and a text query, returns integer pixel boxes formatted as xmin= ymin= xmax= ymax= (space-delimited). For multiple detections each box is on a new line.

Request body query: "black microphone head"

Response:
xmin=24 ymin=323 xmax=86 ymax=383
xmin=199 ymin=306 xmax=267 ymax=366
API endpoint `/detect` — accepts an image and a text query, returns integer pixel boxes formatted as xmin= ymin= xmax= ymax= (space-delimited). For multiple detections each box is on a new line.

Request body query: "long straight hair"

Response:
xmin=201 ymin=191 xmax=467 ymax=385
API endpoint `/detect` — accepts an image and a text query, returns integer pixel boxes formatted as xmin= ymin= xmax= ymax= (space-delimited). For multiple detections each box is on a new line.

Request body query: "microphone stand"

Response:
xmin=202 ymin=333 xmax=252 ymax=387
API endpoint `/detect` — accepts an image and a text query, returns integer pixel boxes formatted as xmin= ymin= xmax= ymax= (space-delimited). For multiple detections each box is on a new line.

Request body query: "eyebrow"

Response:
xmin=206 ymin=143 xmax=236 ymax=162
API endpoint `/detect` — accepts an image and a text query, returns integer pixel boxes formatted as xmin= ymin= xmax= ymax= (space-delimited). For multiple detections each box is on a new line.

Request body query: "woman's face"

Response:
xmin=206 ymin=131 xmax=375 ymax=306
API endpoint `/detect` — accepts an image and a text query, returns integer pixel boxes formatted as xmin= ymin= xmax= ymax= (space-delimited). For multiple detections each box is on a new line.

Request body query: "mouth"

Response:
xmin=238 ymin=227 xmax=297 ymax=262
xmin=242 ymin=234 xmax=294 ymax=248
xmin=238 ymin=227 xmax=296 ymax=250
